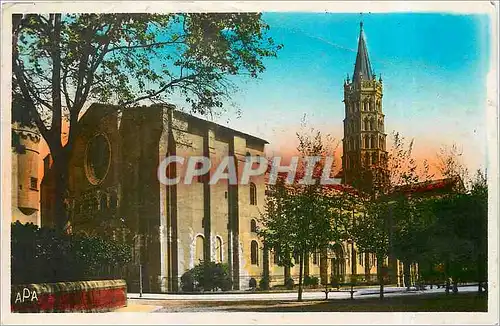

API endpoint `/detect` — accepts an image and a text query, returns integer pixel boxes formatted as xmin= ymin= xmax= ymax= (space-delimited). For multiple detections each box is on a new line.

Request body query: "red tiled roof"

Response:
xmin=391 ymin=177 xmax=462 ymax=196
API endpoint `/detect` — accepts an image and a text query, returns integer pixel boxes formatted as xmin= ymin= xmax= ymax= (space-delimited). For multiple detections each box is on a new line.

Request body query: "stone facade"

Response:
xmin=41 ymin=103 xmax=273 ymax=292
xmin=12 ymin=124 xmax=41 ymax=226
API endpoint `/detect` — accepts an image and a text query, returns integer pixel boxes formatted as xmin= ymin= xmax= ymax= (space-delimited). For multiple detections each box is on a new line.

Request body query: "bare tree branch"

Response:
xmin=121 ymin=73 xmax=200 ymax=107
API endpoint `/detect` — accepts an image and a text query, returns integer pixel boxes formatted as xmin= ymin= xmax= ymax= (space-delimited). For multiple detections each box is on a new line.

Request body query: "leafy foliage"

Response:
xmin=12 ymin=13 xmax=282 ymax=229
xmin=259 ymin=276 xmax=270 ymax=290
xmin=436 ymin=144 xmax=469 ymax=183
xmin=420 ymin=170 xmax=488 ymax=284
xmin=11 ymin=221 xmax=132 ymax=284
xmin=303 ymin=275 xmax=319 ymax=287
xmin=180 ymin=261 xmax=232 ymax=292
xmin=259 ymin=128 xmax=346 ymax=300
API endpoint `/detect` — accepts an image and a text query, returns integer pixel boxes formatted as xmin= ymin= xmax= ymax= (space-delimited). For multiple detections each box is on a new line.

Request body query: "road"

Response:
xmin=127 ymin=284 xmax=479 ymax=302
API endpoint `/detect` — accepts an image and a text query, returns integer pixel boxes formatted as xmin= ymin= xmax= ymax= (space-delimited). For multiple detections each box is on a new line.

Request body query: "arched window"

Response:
xmin=372 ymin=152 xmax=378 ymax=164
xmin=364 ymin=135 xmax=370 ymax=149
xmin=249 ymin=182 xmax=257 ymax=205
xmin=273 ymin=247 xmax=280 ymax=264
xmin=370 ymin=119 xmax=374 ymax=131
xmin=312 ymin=251 xmax=319 ymax=265
xmin=251 ymin=240 xmax=259 ymax=265
xmin=371 ymin=135 xmax=377 ymax=149
xmin=195 ymin=235 xmax=205 ymax=262
xmin=109 ymin=191 xmax=118 ymax=209
xmin=250 ymin=219 xmax=257 ymax=233
xmin=215 ymin=236 xmax=223 ymax=263
xmin=100 ymin=193 xmax=107 ymax=211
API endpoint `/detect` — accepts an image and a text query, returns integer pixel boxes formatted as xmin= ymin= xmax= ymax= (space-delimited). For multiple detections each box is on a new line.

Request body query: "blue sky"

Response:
xmin=190 ymin=12 xmax=491 ymax=175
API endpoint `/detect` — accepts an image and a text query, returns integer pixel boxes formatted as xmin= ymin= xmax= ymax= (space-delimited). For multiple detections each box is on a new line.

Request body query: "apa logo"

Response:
xmin=14 ymin=288 xmax=38 ymax=303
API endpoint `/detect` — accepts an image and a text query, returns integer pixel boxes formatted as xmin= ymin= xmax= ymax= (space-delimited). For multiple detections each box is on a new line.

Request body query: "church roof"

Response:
xmin=391 ymin=177 xmax=465 ymax=197
xmin=352 ymin=22 xmax=374 ymax=83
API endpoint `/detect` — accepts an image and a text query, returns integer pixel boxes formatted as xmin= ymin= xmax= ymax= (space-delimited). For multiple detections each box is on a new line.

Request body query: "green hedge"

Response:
xmin=11 ymin=222 xmax=132 ymax=284
xmin=180 ymin=261 xmax=232 ymax=292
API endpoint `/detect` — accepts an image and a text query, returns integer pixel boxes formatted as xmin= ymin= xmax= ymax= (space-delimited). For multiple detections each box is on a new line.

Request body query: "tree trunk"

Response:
xmin=51 ymin=150 xmax=70 ymax=232
xmin=377 ymin=254 xmax=384 ymax=300
xmin=477 ymin=253 xmax=484 ymax=293
xmin=304 ymin=250 xmax=309 ymax=277
xmin=404 ymin=261 xmax=411 ymax=290
xmin=284 ymin=265 xmax=290 ymax=286
xmin=444 ymin=260 xmax=450 ymax=295
xmin=452 ymin=279 xmax=458 ymax=294
xmin=298 ymin=251 xmax=304 ymax=302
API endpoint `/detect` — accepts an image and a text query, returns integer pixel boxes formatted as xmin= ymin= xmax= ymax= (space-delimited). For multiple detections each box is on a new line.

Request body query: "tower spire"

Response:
xmin=342 ymin=21 xmax=388 ymax=191
xmin=353 ymin=21 xmax=373 ymax=83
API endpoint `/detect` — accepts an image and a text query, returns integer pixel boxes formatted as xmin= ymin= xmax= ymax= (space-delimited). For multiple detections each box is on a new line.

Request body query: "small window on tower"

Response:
xmin=250 ymin=219 xmax=257 ymax=233
xmin=30 ymin=177 xmax=38 ymax=190
xmin=196 ymin=162 xmax=205 ymax=183
xmin=249 ymin=182 xmax=257 ymax=205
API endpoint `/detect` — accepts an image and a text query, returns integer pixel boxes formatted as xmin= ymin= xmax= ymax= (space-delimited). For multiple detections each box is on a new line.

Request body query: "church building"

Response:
xmin=37 ymin=22 xmax=457 ymax=292
xmin=41 ymin=103 xmax=273 ymax=292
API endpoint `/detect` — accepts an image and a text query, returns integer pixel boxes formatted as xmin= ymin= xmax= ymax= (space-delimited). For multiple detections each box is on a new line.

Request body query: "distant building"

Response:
xmin=11 ymin=123 xmax=41 ymax=226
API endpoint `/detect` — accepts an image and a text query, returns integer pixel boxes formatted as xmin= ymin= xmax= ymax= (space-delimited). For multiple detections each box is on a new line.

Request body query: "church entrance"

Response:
xmin=331 ymin=244 xmax=346 ymax=284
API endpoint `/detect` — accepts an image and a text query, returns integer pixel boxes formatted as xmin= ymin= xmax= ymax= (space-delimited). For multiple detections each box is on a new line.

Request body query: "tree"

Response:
xmin=351 ymin=131 xmax=429 ymax=299
xmin=12 ymin=13 xmax=282 ymax=230
xmin=423 ymin=169 xmax=488 ymax=293
xmin=436 ymin=143 xmax=469 ymax=182
xmin=468 ymin=169 xmax=488 ymax=292
xmin=11 ymin=221 xmax=132 ymax=284
xmin=351 ymin=196 xmax=390 ymax=299
xmin=259 ymin=128 xmax=343 ymax=301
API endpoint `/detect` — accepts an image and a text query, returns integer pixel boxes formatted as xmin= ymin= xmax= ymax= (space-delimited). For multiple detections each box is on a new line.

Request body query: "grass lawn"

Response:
xmin=146 ymin=292 xmax=487 ymax=312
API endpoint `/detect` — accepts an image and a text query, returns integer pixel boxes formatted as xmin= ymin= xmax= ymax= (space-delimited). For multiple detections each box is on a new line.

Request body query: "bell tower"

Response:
xmin=342 ymin=22 xmax=388 ymax=193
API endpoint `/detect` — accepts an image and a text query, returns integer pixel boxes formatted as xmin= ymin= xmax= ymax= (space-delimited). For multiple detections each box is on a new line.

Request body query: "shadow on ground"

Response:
xmin=219 ymin=293 xmax=488 ymax=312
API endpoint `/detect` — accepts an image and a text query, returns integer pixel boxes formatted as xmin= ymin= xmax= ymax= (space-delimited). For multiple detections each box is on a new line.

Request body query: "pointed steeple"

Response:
xmin=353 ymin=21 xmax=373 ymax=83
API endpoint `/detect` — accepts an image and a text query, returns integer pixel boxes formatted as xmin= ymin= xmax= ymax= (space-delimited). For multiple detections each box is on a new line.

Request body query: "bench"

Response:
xmin=323 ymin=284 xmax=356 ymax=300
